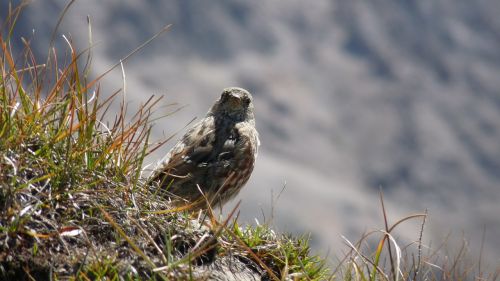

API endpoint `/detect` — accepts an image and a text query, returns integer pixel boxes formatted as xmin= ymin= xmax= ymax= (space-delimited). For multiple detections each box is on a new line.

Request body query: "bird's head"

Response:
xmin=210 ymin=87 xmax=255 ymax=122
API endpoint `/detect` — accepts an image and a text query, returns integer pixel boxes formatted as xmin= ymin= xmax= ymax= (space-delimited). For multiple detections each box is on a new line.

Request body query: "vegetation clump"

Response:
xmin=0 ymin=3 xmax=328 ymax=280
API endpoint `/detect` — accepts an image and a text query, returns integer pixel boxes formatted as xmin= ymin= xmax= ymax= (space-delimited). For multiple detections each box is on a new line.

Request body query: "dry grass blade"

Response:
xmin=49 ymin=0 xmax=76 ymax=47
xmin=379 ymin=190 xmax=396 ymax=281
xmin=412 ymin=208 xmax=427 ymax=281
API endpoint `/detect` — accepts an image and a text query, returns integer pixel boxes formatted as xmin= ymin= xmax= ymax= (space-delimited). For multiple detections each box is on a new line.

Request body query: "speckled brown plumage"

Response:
xmin=149 ymin=87 xmax=260 ymax=210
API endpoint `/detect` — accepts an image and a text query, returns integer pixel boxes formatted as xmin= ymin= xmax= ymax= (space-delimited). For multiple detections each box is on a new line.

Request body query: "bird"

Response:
xmin=149 ymin=87 xmax=260 ymax=210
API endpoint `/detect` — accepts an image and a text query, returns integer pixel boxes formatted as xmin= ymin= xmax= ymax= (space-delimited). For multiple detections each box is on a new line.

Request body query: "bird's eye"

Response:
xmin=221 ymin=91 xmax=231 ymax=101
xmin=243 ymin=96 xmax=251 ymax=106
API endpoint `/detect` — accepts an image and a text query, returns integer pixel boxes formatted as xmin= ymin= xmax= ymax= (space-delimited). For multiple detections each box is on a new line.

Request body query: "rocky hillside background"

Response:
xmin=3 ymin=0 xmax=499 ymax=262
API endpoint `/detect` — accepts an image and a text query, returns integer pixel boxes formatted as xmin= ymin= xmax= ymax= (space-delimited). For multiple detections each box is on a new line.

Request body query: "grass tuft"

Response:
xmin=0 ymin=3 xmax=330 ymax=280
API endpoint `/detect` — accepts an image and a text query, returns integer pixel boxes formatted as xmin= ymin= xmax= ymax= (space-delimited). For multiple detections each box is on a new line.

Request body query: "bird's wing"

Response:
xmin=152 ymin=116 xmax=216 ymax=180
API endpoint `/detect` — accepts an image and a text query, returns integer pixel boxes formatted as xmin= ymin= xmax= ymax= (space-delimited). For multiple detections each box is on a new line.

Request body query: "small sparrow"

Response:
xmin=149 ymin=87 xmax=260 ymax=210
